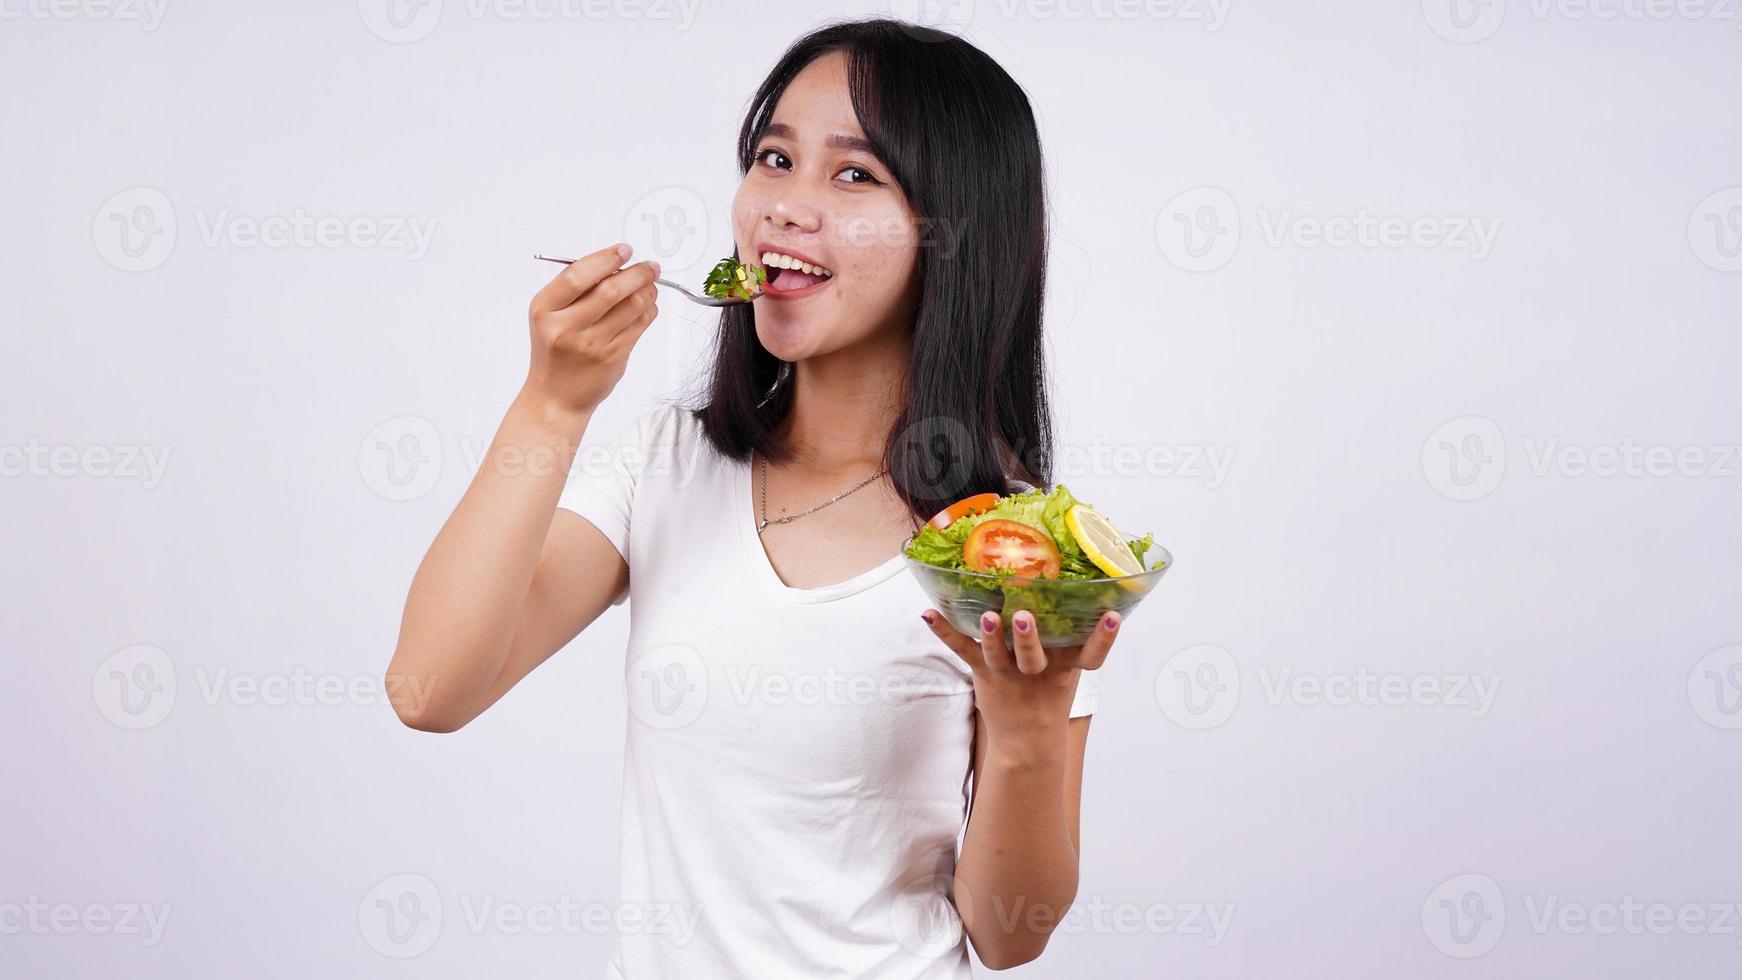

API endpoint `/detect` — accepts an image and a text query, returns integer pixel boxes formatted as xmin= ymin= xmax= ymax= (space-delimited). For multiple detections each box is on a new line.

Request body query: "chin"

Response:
xmin=754 ymin=321 xmax=816 ymax=363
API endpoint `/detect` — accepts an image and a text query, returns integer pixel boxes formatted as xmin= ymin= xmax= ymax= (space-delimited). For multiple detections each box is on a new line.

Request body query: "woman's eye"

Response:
xmin=838 ymin=166 xmax=881 ymax=186
xmin=755 ymin=148 xmax=790 ymax=170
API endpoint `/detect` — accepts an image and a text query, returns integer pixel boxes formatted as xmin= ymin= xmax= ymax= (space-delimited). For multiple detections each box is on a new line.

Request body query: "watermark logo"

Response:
xmin=0 ymin=440 xmax=172 ymax=489
xmin=359 ymin=415 xmax=443 ymax=502
xmin=93 ymin=187 xmax=438 ymax=269
xmin=358 ymin=0 xmax=444 ymax=42
xmin=1688 ymin=644 xmax=1742 ymax=730
xmin=1688 ymin=187 xmax=1742 ymax=272
xmin=1422 ymin=873 xmax=1506 ymax=957
xmin=92 ymin=644 xmax=176 ymax=730
xmin=1256 ymin=209 xmax=1500 ymax=259
xmin=360 ymin=0 xmax=699 ymax=40
xmin=1421 ymin=415 xmax=1506 ymax=501
xmin=626 ymin=643 xmax=708 ymax=729
xmin=1155 ymin=187 xmax=1240 ymax=272
xmin=0 ymin=0 xmax=169 ymax=29
xmin=1154 ymin=644 xmax=1240 ymax=729
xmin=359 ymin=873 xmax=443 ymax=958
xmin=891 ymin=873 xmax=965 ymax=957
xmin=93 ymin=187 xmax=176 ymax=273
xmin=0 ymin=898 xmax=172 ymax=946
xmin=887 ymin=0 xmax=977 ymax=27
xmin=1422 ymin=0 xmax=1507 ymax=42
xmin=624 ymin=185 xmax=711 ymax=273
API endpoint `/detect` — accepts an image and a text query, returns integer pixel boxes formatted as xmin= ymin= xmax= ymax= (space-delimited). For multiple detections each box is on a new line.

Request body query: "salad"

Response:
xmin=906 ymin=483 xmax=1165 ymax=581
xmin=904 ymin=484 xmax=1168 ymax=639
xmin=701 ymin=256 xmax=767 ymax=301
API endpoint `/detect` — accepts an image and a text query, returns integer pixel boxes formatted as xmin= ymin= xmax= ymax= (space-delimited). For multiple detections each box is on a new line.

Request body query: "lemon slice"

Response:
xmin=1064 ymin=505 xmax=1144 ymax=578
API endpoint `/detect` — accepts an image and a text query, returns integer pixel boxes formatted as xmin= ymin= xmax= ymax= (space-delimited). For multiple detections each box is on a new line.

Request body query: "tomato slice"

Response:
xmin=961 ymin=519 xmax=1061 ymax=579
xmin=928 ymin=493 xmax=1001 ymax=530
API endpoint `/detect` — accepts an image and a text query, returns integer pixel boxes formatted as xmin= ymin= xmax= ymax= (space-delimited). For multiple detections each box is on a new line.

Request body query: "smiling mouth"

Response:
xmin=759 ymin=250 xmax=833 ymax=294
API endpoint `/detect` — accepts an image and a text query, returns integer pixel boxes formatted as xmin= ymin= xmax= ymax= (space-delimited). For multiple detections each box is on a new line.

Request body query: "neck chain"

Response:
xmin=756 ymin=451 xmax=890 ymax=535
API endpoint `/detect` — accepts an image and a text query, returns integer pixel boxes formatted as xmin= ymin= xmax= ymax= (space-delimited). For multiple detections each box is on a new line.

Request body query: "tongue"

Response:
xmin=771 ymin=267 xmax=826 ymax=290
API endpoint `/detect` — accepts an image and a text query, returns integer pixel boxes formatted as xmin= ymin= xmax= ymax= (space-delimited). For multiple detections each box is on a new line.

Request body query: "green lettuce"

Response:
xmin=904 ymin=483 xmax=1165 ymax=581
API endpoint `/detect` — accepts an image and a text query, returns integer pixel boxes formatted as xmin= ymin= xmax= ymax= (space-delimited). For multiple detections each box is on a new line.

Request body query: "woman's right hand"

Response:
xmin=525 ymin=242 xmax=661 ymax=417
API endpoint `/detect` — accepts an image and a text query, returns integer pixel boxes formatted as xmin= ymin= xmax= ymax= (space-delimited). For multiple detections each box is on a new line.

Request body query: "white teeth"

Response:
xmin=760 ymin=250 xmax=831 ymax=277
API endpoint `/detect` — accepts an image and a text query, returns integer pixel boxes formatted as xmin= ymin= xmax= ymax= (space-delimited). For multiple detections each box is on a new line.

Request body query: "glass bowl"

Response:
xmin=903 ymin=536 xmax=1173 ymax=648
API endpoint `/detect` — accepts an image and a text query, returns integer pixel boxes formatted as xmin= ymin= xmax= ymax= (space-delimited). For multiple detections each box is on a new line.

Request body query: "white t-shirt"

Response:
xmin=557 ymin=401 xmax=1099 ymax=979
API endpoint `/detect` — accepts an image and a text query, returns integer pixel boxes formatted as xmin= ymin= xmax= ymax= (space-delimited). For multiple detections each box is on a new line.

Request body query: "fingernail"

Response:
xmin=1104 ymin=614 xmax=1120 ymax=631
xmin=1014 ymin=615 xmax=1031 ymax=633
xmin=615 ymin=243 xmax=632 ymax=262
xmin=649 ymin=261 xmax=661 ymax=276
xmin=921 ymin=610 xmax=936 ymax=625
xmin=980 ymin=612 xmax=998 ymax=632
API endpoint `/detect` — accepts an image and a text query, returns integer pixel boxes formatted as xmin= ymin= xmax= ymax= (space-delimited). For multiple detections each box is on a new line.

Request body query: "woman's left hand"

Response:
xmin=921 ymin=608 xmax=1121 ymax=739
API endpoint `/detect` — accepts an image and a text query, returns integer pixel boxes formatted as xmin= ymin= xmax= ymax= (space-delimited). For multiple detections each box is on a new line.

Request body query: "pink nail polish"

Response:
xmin=981 ymin=612 xmax=997 ymax=632
xmin=1104 ymin=615 xmax=1120 ymax=631
xmin=921 ymin=611 xmax=934 ymax=625
xmin=1014 ymin=616 xmax=1031 ymax=633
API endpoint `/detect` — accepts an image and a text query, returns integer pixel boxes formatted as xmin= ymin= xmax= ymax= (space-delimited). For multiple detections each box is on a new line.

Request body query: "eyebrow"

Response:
xmin=759 ymin=121 xmax=879 ymax=158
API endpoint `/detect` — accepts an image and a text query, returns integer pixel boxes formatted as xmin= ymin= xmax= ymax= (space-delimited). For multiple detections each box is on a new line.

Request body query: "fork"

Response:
xmin=532 ymin=254 xmax=757 ymax=307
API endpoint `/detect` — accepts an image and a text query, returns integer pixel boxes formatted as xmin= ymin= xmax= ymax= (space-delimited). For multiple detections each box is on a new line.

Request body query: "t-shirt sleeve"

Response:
xmin=555 ymin=404 xmax=667 ymax=607
xmin=1068 ymin=666 xmax=1100 ymax=718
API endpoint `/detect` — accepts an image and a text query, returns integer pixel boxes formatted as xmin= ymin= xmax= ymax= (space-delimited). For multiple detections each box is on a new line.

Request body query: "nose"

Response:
xmin=764 ymin=194 xmax=821 ymax=236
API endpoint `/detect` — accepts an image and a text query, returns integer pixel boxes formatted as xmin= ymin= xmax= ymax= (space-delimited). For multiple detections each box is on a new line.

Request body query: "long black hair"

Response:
xmin=692 ymin=17 xmax=1054 ymax=524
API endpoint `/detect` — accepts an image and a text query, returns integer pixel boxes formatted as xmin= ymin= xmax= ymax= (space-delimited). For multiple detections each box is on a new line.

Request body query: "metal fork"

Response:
xmin=533 ymin=254 xmax=756 ymax=307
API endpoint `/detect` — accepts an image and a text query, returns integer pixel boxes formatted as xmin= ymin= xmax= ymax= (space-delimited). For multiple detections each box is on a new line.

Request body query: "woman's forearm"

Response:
xmin=953 ymin=727 xmax=1079 ymax=970
xmin=386 ymin=386 xmax=591 ymax=730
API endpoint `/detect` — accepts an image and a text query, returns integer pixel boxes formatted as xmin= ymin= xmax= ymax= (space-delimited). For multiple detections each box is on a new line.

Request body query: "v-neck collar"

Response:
xmin=733 ymin=457 xmax=908 ymax=604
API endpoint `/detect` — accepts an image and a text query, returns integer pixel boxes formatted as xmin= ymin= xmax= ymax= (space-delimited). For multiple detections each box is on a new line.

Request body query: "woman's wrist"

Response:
xmin=981 ymin=722 xmax=1072 ymax=773
xmin=512 ymin=380 xmax=595 ymax=437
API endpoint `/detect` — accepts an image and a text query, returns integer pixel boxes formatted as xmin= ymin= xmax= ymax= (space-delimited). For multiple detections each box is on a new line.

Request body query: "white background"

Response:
xmin=3 ymin=0 xmax=1740 ymax=976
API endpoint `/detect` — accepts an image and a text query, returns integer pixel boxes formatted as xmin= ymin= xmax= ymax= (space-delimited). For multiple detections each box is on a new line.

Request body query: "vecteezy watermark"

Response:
xmin=359 ymin=873 xmax=442 ymax=959
xmin=1688 ymin=644 xmax=1742 ymax=730
xmin=1425 ymin=0 xmax=1742 ymax=43
xmin=990 ymin=895 xmax=1236 ymax=945
xmin=1047 ymin=439 xmax=1236 ymax=489
xmin=92 ymin=644 xmax=177 ymax=731
xmin=1420 ymin=415 xmax=1506 ymax=501
xmin=1422 ymin=873 xmax=1506 ymax=957
xmin=1422 ymin=873 xmax=1742 ymax=957
xmin=0 ymin=897 xmax=172 ymax=947
xmin=0 ymin=0 xmax=170 ymax=30
xmin=359 ymin=416 xmax=444 ymax=502
xmin=358 ymin=0 xmax=702 ymax=43
xmin=1152 ymin=644 xmax=1240 ymax=730
xmin=890 ymin=873 xmax=966 ymax=958
xmin=626 ymin=643 xmax=709 ymax=730
xmin=1154 ymin=645 xmax=1501 ymax=729
xmin=975 ymin=0 xmax=1231 ymax=29
xmin=91 ymin=644 xmax=437 ymax=730
xmin=626 ymin=186 xmax=711 ymax=274
xmin=357 ymin=873 xmax=702 ymax=958
xmin=0 ymin=440 xmax=172 ymax=489
xmin=1257 ymin=665 xmax=1500 ymax=718
xmin=1688 ymin=187 xmax=1742 ymax=272
xmin=92 ymin=187 xmax=438 ymax=272
xmin=722 ymin=664 xmax=968 ymax=718
xmin=1255 ymin=208 xmax=1500 ymax=259
xmin=1422 ymin=415 xmax=1742 ymax=501
xmin=1155 ymin=187 xmax=1501 ymax=270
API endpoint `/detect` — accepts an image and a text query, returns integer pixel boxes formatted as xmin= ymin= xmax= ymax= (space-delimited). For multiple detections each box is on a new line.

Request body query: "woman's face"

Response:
xmin=731 ymin=50 xmax=921 ymax=364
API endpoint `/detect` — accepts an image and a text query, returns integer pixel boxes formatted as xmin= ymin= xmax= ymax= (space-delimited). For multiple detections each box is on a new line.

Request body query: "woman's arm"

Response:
xmin=385 ymin=244 xmax=661 ymax=732
xmin=955 ymin=709 xmax=1091 ymax=970
xmin=922 ymin=606 xmax=1121 ymax=970
xmin=385 ymin=389 xmax=623 ymax=732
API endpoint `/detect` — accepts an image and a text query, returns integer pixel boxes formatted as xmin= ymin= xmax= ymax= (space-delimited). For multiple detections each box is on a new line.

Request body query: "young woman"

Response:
xmin=388 ymin=18 xmax=1125 ymax=977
